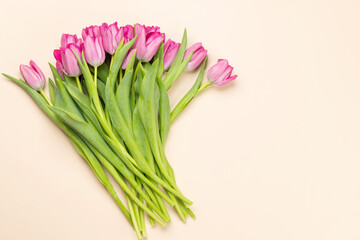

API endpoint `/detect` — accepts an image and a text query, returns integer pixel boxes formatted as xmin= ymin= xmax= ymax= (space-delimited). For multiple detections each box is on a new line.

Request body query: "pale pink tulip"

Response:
xmin=19 ymin=60 xmax=45 ymax=91
xmin=58 ymin=43 xmax=83 ymax=77
xmin=100 ymin=22 xmax=119 ymax=55
xmin=163 ymin=39 xmax=180 ymax=71
xmin=54 ymin=33 xmax=83 ymax=77
xmin=83 ymin=36 xmax=106 ymax=67
xmin=184 ymin=43 xmax=207 ymax=70
xmin=207 ymin=59 xmax=237 ymax=87
xmin=82 ymin=25 xmax=101 ymax=39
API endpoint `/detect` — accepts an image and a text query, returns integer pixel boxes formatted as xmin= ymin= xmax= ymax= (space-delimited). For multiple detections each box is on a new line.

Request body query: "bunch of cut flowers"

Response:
xmin=3 ymin=22 xmax=237 ymax=239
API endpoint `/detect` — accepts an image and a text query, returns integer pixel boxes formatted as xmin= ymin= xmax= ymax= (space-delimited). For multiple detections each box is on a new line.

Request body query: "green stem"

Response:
xmin=75 ymin=76 xmax=82 ymax=93
xmin=196 ymin=81 xmax=211 ymax=94
xmin=125 ymin=191 xmax=142 ymax=240
xmin=94 ymin=66 xmax=98 ymax=89
xmin=110 ymin=55 xmax=114 ymax=69
xmin=91 ymin=147 xmax=166 ymax=226
xmin=39 ymin=90 xmax=52 ymax=106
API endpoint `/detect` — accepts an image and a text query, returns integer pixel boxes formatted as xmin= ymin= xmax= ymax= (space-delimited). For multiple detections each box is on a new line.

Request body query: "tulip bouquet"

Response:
xmin=3 ymin=22 xmax=237 ymax=239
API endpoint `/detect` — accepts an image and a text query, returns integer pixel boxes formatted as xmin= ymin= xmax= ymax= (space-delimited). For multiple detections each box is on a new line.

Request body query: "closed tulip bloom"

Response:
xmin=53 ymin=49 xmax=64 ymax=78
xmin=184 ymin=43 xmax=208 ymax=71
xmin=207 ymin=59 xmax=237 ymax=87
xmin=61 ymin=34 xmax=82 ymax=48
xmin=82 ymin=25 xmax=101 ymax=39
xmin=19 ymin=60 xmax=45 ymax=91
xmin=54 ymin=33 xmax=83 ymax=77
xmin=163 ymin=39 xmax=180 ymax=71
xmin=133 ymin=24 xmax=165 ymax=62
xmin=115 ymin=25 xmax=134 ymax=45
xmin=83 ymin=36 xmax=106 ymax=67
xmin=100 ymin=22 xmax=119 ymax=55
xmin=59 ymin=43 xmax=83 ymax=77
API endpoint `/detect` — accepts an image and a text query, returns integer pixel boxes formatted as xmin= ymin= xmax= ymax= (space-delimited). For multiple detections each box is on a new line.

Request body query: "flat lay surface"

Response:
xmin=1 ymin=0 xmax=360 ymax=239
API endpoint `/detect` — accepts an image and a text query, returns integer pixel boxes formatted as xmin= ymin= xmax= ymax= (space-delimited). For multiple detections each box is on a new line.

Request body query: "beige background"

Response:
xmin=1 ymin=0 xmax=360 ymax=239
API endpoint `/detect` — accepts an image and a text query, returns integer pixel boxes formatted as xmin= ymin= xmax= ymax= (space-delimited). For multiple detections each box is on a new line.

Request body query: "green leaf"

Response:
xmin=125 ymin=50 xmax=137 ymax=75
xmin=2 ymin=73 xmax=132 ymax=223
xmin=132 ymin=105 xmax=155 ymax=171
xmin=48 ymin=78 xmax=57 ymax=104
xmin=157 ymin=76 xmax=171 ymax=144
xmin=170 ymin=56 xmax=208 ymax=123
xmin=97 ymin=79 xmax=106 ymax=101
xmin=116 ymin=69 xmax=134 ymax=130
xmin=154 ymin=43 xmax=164 ymax=78
xmin=91 ymin=61 xmax=110 ymax=83
xmin=49 ymin=106 xmax=135 ymax=179
xmin=54 ymin=77 xmax=84 ymax=120
xmin=49 ymin=63 xmax=63 ymax=81
xmin=107 ymin=37 xmax=135 ymax=85
xmin=163 ymin=28 xmax=187 ymax=89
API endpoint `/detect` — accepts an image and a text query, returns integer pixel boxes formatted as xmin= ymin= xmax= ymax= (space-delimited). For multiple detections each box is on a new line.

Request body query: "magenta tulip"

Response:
xmin=133 ymin=24 xmax=165 ymax=62
xmin=116 ymin=25 xmax=134 ymax=45
xmin=163 ymin=39 xmax=180 ymax=71
xmin=207 ymin=59 xmax=237 ymax=87
xmin=184 ymin=43 xmax=208 ymax=71
xmin=19 ymin=60 xmax=45 ymax=91
xmin=83 ymin=35 xmax=106 ymax=67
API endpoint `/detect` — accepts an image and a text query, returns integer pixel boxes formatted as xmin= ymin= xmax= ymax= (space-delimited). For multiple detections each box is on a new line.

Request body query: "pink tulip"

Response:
xmin=116 ymin=25 xmax=134 ymax=45
xmin=184 ymin=43 xmax=208 ymax=70
xmin=82 ymin=25 xmax=101 ymax=39
xmin=61 ymin=34 xmax=82 ymax=48
xmin=122 ymin=49 xmax=136 ymax=70
xmin=133 ymin=24 xmax=165 ymax=62
xmin=57 ymin=43 xmax=83 ymax=77
xmin=83 ymin=35 xmax=106 ymax=67
xmin=53 ymin=49 xmax=64 ymax=78
xmin=100 ymin=22 xmax=119 ymax=55
xmin=207 ymin=59 xmax=237 ymax=87
xmin=145 ymin=26 xmax=160 ymax=34
xmin=54 ymin=33 xmax=83 ymax=77
xmin=19 ymin=60 xmax=45 ymax=91
xmin=55 ymin=60 xmax=64 ymax=78
xmin=163 ymin=39 xmax=180 ymax=71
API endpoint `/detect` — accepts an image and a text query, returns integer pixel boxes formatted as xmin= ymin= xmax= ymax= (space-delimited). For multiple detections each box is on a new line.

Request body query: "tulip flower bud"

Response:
xmin=100 ymin=22 xmax=119 ymax=55
xmin=163 ymin=39 xmax=180 ymax=71
xmin=59 ymin=43 xmax=83 ymax=77
xmin=184 ymin=43 xmax=208 ymax=71
xmin=19 ymin=60 xmax=45 ymax=91
xmin=53 ymin=49 xmax=64 ymax=78
xmin=83 ymin=36 xmax=106 ymax=67
xmin=207 ymin=59 xmax=237 ymax=87
xmin=133 ymin=24 xmax=165 ymax=62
